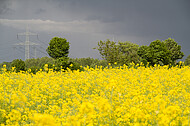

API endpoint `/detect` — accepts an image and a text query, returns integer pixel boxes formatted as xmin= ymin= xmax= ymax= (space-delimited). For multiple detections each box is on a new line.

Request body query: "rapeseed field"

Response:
xmin=0 ymin=64 xmax=190 ymax=126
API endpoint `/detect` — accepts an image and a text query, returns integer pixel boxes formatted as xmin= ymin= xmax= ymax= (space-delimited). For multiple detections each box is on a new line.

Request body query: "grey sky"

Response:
xmin=0 ymin=0 xmax=189 ymax=62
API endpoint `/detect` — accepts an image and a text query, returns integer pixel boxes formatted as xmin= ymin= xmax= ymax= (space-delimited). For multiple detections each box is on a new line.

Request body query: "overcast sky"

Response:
xmin=0 ymin=0 xmax=189 ymax=62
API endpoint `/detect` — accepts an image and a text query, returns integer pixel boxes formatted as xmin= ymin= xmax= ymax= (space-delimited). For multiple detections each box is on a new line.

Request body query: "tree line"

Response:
xmin=1 ymin=37 xmax=190 ymax=73
xmin=95 ymin=38 xmax=185 ymax=66
xmin=0 ymin=57 xmax=108 ymax=73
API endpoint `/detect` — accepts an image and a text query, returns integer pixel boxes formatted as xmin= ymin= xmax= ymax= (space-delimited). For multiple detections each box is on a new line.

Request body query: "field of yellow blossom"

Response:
xmin=0 ymin=64 xmax=190 ymax=126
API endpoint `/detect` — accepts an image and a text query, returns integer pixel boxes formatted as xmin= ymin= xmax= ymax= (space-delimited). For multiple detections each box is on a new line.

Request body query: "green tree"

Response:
xmin=25 ymin=58 xmax=40 ymax=68
xmin=11 ymin=59 xmax=25 ymax=72
xmin=137 ymin=45 xmax=150 ymax=65
xmin=138 ymin=40 xmax=171 ymax=66
xmin=95 ymin=39 xmax=118 ymax=64
xmin=25 ymin=57 xmax=55 ymax=73
xmin=163 ymin=38 xmax=184 ymax=65
xmin=149 ymin=40 xmax=171 ymax=66
xmin=38 ymin=57 xmax=55 ymax=68
xmin=54 ymin=57 xmax=69 ymax=70
xmin=94 ymin=40 xmax=140 ymax=65
xmin=138 ymin=39 xmax=183 ymax=66
xmin=46 ymin=37 xmax=70 ymax=70
xmin=46 ymin=37 xmax=70 ymax=59
xmin=184 ymin=55 xmax=190 ymax=66
xmin=117 ymin=41 xmax=140 ymax=65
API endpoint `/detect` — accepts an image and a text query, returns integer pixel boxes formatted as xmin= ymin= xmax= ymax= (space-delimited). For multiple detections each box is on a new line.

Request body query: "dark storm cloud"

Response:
xmin=52 ymin=0 xmax=190 ymax=58
xmin=53 ymin=0 xmax=189 ymax=22
xmin=52 ymin=0 xmax=129 ymax=22
xmin=0 ymin=0 xmax=12 ymax=15
xmin=0 ymin=0 xmax=189 ymax=62
xmin=52 ymin=0 xmax=190 ymax=38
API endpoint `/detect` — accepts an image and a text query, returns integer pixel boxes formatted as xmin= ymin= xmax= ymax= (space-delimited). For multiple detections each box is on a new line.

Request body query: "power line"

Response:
xmin=35 ymin=47 xmax=48 ymax=56
xmin=13 ymin=26 xmax=50 ymax=60
xmin=17 ymin=34 xmax=24 ymax=43
xmin=13 ymin=46 xmax=25 ymax=53
xmin=38 ymin=46 xmax=47 ymax=52
xmin=37 ymin=35 xmax=48 ymax=46
xmin=14 ymin=26 xmax=40 ymax=60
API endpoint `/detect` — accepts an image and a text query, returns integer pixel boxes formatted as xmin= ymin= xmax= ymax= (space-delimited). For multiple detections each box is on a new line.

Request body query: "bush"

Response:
xmin=11 ymin=59 xmax=25 ymax=72
xmin=0 ymin=62 xmax=12 ymax=71
xmin=28 ymin=66 xmax=40 ymax=74
xmin=184 ymin=55 xmax=190 ymax=66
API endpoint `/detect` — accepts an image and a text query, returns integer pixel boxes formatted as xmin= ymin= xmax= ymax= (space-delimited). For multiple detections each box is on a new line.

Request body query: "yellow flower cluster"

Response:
xmin=0 ymin=65 xmax=190 ymax=125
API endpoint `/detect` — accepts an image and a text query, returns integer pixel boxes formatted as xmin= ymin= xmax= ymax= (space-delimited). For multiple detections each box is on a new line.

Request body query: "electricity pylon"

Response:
xmin=14 ymin=26 xmax=39 ymax=60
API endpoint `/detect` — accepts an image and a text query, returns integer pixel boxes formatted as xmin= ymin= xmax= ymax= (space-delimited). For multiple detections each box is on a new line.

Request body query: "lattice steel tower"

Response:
xmin=15 ymin=26 xmax=39 ymax=60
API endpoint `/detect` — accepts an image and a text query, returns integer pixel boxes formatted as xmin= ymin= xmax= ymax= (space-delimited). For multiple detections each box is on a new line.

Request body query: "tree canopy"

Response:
xmin=11 ymin=59 xmax=25 ymax=72
xmin=46 ymin=37 xmax=70 ymax=59
xmin=184 ymin=55 xmax=190 ymax=66
xmin=95 ymin=40 xmax=118 ymax=64
xmin=138 ymin=38 xmax=184 ymax=66
xmin=94 ymin=39 xmax=140 ymax=65
xmin=117 ymin=41 xmax=140 ymax=65
xmin=163 ymin=38 xmax=184 ymax=64
xmin=95 ymin=38 xmax=184 ymax=67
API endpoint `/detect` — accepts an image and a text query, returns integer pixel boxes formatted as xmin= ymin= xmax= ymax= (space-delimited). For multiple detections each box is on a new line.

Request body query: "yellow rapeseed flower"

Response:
xmin=0 ymin=64 xmax=189 ymax=125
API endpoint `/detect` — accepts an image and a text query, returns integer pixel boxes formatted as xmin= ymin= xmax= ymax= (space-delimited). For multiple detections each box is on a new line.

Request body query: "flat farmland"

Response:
xmin=0 ymin=65 xmax=190 ymax=126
